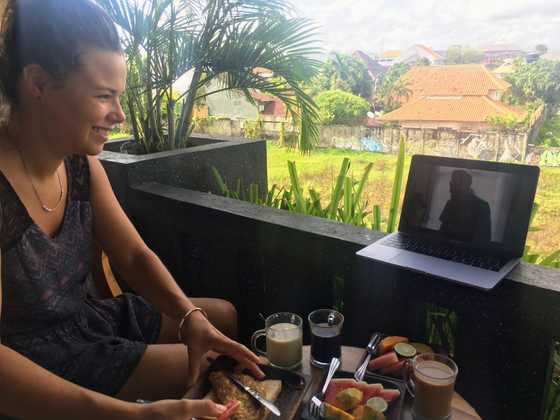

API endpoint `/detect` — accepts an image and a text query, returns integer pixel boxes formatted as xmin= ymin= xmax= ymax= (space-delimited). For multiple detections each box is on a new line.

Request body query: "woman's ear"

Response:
xmin=20 ymin=64 xmax=52 ymax=100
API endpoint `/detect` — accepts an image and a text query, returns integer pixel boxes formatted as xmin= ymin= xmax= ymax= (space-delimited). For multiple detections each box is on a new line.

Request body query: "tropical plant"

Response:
xmin=314 ymin=90 xmax=370 ymax=125
xmin=214 ymin=157 xmax=374 ymax=226
xmin=213 ymin=135 xmax=408 ymax=233
xmin=98 ymin=0 xmax=322 ymax=153
xmin=385 ymin=135 xmax=406 ymax=232
xmin=306 ymin=52 xmax=373 ymax=100
xmin=374 ymin=63 xmax=411 ymax=112
xmin=506 ymin=59 xmax=560 ymax=105
xmin=485 ymin=114 xmax=525 ymax=132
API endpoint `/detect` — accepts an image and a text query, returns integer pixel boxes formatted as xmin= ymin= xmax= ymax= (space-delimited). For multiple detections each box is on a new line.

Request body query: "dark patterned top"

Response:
xmin=0 ymin=155 xmax=161 ymax=396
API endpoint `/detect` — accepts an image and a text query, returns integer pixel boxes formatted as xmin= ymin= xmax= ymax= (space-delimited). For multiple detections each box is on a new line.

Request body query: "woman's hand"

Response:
xmin=139 ymin=399 xmax=226 ymax=420
xmin=180 ymin=312 xmax=264 ymax=385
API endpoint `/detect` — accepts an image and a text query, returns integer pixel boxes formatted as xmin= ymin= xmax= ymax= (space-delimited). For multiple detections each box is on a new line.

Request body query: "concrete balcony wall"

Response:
xmin=99 ymin=135 xmax=267 ymax=214
xmin=126 ymin=182 xmax=560 ymax=420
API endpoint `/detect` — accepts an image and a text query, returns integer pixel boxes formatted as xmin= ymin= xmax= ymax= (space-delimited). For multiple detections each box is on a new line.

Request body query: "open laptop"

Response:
xmin=356 ymin=155 xmax=540 ymax=290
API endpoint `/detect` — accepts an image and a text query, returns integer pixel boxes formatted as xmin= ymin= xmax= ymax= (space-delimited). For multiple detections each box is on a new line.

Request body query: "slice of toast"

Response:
xmin=204 ymin=371 xmax=282 ymax=420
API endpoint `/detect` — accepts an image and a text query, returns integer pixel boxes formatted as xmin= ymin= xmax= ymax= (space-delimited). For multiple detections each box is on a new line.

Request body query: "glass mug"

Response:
xmin=308 ymin=309 xmax=344 ymax=367
xmin=410 ymin=353 xmax=459 ymax=420
xmin=251 ymin=312 xmax=303 ymax=370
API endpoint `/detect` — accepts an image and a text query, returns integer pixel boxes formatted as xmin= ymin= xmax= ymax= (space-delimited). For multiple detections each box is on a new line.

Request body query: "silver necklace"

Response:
xmin=19 ymin=151 xmax=64 ymax=213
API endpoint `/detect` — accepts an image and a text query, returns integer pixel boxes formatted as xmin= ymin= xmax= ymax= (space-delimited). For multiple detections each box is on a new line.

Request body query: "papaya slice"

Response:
xmin=378 ymin=336 xmax=409 ymax=355
xmin=324 ymin=402 xmax=356 ymax=420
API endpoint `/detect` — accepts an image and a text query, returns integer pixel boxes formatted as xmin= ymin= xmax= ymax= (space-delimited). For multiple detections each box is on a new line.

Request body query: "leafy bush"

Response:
xmin=315 ymin=90 xmax=370 ymax=125
xmin=243 ymin=119 xmax=265 ymax=140
xmin=506 ymin=59 xmax=560 ymax=105
xmin=535 ymin=113 xmax=560 ymax=147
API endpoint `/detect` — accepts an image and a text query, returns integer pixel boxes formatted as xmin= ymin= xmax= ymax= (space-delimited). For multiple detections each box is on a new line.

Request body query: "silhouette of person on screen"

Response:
xmin=439 ymin=170 xmax=492 ymax=243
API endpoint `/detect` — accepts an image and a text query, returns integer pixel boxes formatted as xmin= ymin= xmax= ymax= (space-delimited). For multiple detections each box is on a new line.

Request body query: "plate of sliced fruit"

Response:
xmin=366 ymin=335 xmax=440 ymax=380
xmin=303 ymin=371 xmax=405 ymax=420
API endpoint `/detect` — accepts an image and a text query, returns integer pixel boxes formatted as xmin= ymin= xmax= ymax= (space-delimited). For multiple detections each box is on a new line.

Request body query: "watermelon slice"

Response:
xmin=378 ymin=389 xmax=401 ymax=404
xmin=368 ymin=352 xmax=399 ymax=372
xmin=379 ymin=360 xmax=406 ymax=377
xmin=324 ymin=378 xmax=394 ymax=408
xmin=217 ymin=400 xmax=240 ymax=420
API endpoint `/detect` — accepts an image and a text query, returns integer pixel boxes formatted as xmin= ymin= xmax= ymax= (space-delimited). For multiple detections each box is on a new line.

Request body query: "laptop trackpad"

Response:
xmin=389 ymin=251 xmax=434 ymax=272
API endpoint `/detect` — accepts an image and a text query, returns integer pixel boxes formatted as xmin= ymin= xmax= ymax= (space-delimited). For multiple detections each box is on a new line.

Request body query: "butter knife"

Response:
xmin=226 ymin=373 xmax=281 ymax=417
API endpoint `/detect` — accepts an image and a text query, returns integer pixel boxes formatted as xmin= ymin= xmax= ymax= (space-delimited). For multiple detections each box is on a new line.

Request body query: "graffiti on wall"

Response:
xmin=460 ymin=134 xmax=494 ymax=160
xmin=332 ymin=137 xmax=360 ymax=150
xmin=331 ymin=136 xmax=387 ymax=152
xmin=498 ymin=136 xmax=522 ymax=162
xmin=360 ymin=137 xmax=387 ymax=152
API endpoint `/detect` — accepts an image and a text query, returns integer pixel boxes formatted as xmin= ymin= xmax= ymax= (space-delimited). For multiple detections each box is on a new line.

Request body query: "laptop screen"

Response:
xmin=399 ymin=155 xmax=540 ymax=257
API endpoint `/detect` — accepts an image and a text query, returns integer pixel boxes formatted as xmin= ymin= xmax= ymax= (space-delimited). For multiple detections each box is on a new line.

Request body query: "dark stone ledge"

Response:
xmin=132 ymin=182 xmax=560 ymax=293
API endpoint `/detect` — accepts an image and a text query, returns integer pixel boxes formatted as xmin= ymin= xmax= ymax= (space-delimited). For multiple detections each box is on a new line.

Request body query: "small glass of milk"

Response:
xmin=251 ymin=312 xmax=303 ymax=370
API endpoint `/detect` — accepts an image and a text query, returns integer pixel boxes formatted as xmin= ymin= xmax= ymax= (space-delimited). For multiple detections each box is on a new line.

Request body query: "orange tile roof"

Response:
xmin=379 ymin=96 xmax=526 ymax=123
xmin=414 ymin=44 xmax=443 ymax=60
xmin=401 ymin=64 xmax=511 ymax=101
xmin=252 ymin=67 xmax=273 ymax=75
xmin=251 ymin=90 xmax=275 ymax=102
xmin=382 ymin=50 xmax=402 ymax=58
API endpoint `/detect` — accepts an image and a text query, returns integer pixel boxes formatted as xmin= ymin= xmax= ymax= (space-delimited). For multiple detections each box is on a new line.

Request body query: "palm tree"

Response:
xmin=97 ymin=0 xmax=322 ymax=153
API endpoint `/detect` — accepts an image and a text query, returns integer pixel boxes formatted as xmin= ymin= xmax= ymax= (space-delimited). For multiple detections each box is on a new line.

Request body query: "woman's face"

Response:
xmin=40 ymin=48 xmax=127 ymax=156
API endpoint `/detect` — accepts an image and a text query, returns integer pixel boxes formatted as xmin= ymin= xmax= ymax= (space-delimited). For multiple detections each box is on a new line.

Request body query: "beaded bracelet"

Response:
xmin=177 ymin=307 xmax=208 ymax=343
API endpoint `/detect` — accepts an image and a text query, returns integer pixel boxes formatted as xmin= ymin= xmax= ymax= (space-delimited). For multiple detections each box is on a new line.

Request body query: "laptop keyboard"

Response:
xmin=381 ymin=234 xmax=506 ymax=272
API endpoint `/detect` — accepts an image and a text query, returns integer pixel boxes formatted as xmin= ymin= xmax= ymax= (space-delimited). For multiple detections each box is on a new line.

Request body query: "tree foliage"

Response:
xmin=97 ymin=0 xmax=322 ymax=153
xmin=506 ymin=59 xmax=560 ymax=105
xmin=445 ymin=46 xmax=485 ymax=64
xmin=307 ymin=53 xmax=373 ymax=99
xmin=315 ymin=90 xmax=370 ymax=125
xmin=374 ymin=63 xmax=411 ymax=112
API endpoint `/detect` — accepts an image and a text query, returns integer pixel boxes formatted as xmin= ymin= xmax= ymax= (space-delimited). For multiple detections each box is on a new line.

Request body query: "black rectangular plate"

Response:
xmin=301 ymin=370 xmax=405 ymax=420
xmin=185 ymin=355 xmax=312 ymax=420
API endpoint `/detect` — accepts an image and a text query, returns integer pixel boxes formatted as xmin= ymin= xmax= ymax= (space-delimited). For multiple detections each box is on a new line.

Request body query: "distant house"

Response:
xmin=180 ymin=67 xmax=287 ymax=120
xmin=353 ymin=50 xmax=386 ymax=78
xmin=396 ymin=44 xmax=444 ymax=65
xmin=376 ymin=50 xmax=402 ymax=67
xmin=379 ymin=64 xmax=526 ymax=132
xmin=250 ymin=90 xmax=287 ymax=118
xmin=480 ymin=45 xmax=525 ymax=66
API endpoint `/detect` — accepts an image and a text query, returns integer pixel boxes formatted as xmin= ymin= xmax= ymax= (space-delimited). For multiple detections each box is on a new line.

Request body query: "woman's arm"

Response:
xmin=0 ymin=343 xmax=137 ymax=420
xmin=0 ymin=252 xmax=132 ymax=419
xmin=88 ymin=156 xmax=194 ymax=321
xmin=88 ymin=156 xmax=262 ymax=383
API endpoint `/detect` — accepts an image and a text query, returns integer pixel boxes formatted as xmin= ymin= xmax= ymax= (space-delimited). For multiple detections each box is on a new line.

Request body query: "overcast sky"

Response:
xmin=294 ymin=0 xmax=560 ymax=55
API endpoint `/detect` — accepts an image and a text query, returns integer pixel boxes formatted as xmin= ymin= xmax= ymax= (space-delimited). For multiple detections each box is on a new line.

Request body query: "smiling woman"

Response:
xmin=0 ymin=1 xmax=261 ymax=419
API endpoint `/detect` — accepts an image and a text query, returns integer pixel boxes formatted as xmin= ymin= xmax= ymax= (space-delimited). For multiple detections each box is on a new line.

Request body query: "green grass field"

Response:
xmin=267 ymin=142 xmax=560 ymax=257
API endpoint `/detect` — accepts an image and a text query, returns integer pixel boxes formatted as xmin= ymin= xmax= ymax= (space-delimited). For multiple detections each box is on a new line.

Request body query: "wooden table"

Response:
xmin=297 ymin=345 xmax=481 ymax=420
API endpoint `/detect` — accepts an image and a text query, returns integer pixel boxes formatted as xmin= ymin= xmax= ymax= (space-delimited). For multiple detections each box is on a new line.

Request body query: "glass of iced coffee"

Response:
xmin=411 ymin=353 xmax=458 ymax=420
xmin=251 ymin=312 xmax=303 ymax=370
